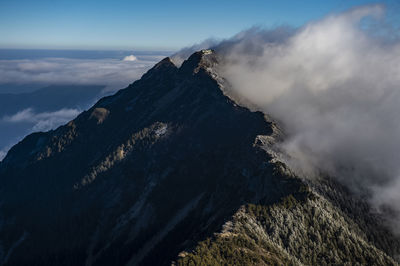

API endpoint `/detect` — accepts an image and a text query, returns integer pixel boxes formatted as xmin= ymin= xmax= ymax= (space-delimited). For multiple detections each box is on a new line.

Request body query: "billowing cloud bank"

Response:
xmin=178 ymin=4 xmax=400 ymax=231
xmin=222 ymin=4 xmax=400 ymax=230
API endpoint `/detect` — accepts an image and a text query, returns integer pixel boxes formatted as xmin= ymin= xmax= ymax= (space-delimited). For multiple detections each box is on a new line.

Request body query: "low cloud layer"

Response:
xmin=0 ymin=52 xmax=169 ymax=160
xmin=3 ymin=108 xmax=81 ymax=132
xmin=0 ymin=54 xmax=165 ymax=92
xmin=0 ymin=150 xmax=6 ymax=161
xmin=0 ymin=108 xmax=81 ymax=161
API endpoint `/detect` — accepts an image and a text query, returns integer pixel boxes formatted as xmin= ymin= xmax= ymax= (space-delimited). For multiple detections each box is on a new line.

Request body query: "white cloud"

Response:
xmin=0 ymin=149 xmax=6 ymax=161
xmin=0 ymin=108 xmax=82 ymax=161
xmin=3 ymin=108 xmax=81 ymax=132
xmin=0 ymin=55 xmax=165 ymax=92
xmin=0 ymin=53 xmax=169 ymax=161
xmin=122 ymin=54 xmax=138 ymax=61
xmin=171 ymin=38 xmax=220 ymax=66
xmin=207 ymin=4 xmax=400 ymax=231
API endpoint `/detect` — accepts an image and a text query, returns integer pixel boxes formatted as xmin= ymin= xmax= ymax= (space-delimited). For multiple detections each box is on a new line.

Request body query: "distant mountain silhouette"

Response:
xmin=0 ymin=85 xmax=105 ymax=116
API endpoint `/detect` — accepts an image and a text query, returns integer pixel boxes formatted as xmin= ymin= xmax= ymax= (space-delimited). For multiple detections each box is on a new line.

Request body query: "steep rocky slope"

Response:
xmin=0 ymin=50 xmax=399 ymax=265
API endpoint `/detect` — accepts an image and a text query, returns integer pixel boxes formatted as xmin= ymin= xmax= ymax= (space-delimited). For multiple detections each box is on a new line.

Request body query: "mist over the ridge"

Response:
xmin=175 ymin=4 xmax=400 ymax=231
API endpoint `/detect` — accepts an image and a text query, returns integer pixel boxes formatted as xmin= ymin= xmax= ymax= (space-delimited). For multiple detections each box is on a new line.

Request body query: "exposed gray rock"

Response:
xmin=0 ymin=50 xmax=398 ymax=266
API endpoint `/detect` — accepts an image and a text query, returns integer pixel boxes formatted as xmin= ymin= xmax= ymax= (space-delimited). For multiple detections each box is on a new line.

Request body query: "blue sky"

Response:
xmin=0 ymin=0 xmax=395 ymax=50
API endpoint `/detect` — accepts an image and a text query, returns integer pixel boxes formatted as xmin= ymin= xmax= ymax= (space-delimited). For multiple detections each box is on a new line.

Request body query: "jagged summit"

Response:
xmin=0 ymin=51 xmax=399 ymax=266
xmin=179 ymin=49 xmax=217 ymax=74
xmin=140 ymin=57 xmax=177 ymax=81
xmin=152 ymin=56 xmax=176 ymax=69
xmin=143 ymin=49 xmax=216 ymax=80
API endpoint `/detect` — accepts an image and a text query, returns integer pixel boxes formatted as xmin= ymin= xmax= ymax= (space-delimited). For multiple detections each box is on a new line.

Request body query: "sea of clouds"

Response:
xmin=0 ymin=53 xmax=166 ymax=92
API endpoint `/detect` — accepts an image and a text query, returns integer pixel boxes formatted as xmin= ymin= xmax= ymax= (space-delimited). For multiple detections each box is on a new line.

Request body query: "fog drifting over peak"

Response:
xmin=177 ymin=4 xmax=400 ymax=231
xmin=225 ymin=4 xmax=400 ymax=230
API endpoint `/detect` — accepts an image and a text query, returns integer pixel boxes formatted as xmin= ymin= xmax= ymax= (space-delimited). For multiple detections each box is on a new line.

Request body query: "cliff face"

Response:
xmin=0 ymin=50 xmax=399 ymax=266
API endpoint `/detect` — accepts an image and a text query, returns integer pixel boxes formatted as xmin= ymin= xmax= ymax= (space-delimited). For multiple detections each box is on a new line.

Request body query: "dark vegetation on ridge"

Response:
xmin=0 ymin=51 xmax=399 ymax=266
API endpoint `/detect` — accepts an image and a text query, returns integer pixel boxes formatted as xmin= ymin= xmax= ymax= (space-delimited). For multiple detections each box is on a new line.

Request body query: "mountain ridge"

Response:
xmin=0 ymin=50 xmax=399 ymax=265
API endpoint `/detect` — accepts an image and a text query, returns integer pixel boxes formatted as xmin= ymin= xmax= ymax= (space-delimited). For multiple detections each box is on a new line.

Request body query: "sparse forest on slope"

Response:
xmin=0 ymin=50 xmax=399 ymax=266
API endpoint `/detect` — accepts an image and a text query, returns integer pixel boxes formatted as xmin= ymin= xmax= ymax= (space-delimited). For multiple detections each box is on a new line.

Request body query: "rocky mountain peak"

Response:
xmin=0 ymin=50 xmax=399 ymax=266
xmin=140 ymin=57 xmax=177 ymax=81
xmin=178 ymin=49 xmax=218 ymax=75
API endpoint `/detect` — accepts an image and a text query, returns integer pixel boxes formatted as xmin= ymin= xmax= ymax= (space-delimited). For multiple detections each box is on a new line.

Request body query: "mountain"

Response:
xmin=0 ymin=50 xmax=399 ymax=266
xmin=0 ymin=84 xmax=105 ymax=162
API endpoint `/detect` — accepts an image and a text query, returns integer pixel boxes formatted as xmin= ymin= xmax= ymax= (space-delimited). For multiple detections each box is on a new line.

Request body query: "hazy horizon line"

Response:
xmin=0 ymin=47 xmax=177 ymax=53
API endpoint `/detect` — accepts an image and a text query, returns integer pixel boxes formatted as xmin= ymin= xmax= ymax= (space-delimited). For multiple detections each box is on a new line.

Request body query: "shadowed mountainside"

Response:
xmin=0 ymin=50 xmax=399 ymax=266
